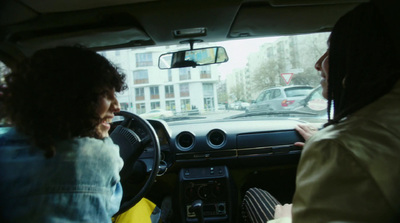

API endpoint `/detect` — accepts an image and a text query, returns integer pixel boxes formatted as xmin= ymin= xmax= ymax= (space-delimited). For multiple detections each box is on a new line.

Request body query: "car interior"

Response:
xmin=1 ymin=0 xmax=396 ymax=222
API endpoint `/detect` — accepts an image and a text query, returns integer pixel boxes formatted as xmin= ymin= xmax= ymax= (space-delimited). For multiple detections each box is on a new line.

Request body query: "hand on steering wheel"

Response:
xmin=110 ymin=111 xmax=161 ymax=216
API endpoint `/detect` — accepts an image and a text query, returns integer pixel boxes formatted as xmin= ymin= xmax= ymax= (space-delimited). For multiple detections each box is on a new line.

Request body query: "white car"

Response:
xmin=247 ymin=85 xmax=313 ymax=113
xmin=139 ymin=109 xmax=174 ymax=119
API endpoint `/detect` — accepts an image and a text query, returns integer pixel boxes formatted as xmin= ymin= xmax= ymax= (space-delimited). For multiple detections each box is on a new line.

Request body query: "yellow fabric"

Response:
xmin=112 ymin=198 xmax=157 ymax=223
xmin=292 ymin=80 xmax=400 ymax=222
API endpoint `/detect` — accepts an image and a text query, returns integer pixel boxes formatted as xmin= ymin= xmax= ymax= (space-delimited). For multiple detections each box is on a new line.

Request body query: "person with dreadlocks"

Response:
xmin=242 ymin=1 xmax=400 ymax=222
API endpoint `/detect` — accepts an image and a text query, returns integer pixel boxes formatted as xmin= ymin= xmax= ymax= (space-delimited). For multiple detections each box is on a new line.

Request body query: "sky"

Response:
xmin=216 ymin=36 xmax=280 ymax=80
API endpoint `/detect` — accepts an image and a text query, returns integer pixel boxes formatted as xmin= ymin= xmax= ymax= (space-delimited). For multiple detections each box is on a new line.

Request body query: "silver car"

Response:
xmin=247 ymin=85 xmax=313 ymax=113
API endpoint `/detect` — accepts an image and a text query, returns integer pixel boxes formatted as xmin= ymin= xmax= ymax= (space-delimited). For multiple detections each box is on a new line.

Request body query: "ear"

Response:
xmin=342 ymin=76 xmax=347 ymax=88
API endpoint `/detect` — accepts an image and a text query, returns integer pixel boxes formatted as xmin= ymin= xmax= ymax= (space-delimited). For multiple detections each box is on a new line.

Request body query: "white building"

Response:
xmin=100 ymin=46 xmax=220 ymax=114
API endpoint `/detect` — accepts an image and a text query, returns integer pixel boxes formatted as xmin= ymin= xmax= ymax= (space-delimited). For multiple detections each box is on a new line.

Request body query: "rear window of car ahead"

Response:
xmin=284 ymin=87 xmax=313 ymax=97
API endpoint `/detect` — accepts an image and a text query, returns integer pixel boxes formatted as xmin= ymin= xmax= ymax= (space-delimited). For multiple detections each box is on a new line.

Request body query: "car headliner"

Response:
xmin=2 ymin=0 xmax=397 ymax=67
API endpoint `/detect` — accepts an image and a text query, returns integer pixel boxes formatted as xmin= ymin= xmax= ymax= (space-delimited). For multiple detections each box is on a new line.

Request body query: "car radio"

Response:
xmin=179 ymin=166 xmax=232 ymax=222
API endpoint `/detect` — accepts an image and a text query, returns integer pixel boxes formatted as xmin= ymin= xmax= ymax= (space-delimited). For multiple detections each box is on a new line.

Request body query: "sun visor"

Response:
xmin=229 ymin=3 xmax=359 ymax=38
xmin=12 ymin=26 xmax=151 ymax=55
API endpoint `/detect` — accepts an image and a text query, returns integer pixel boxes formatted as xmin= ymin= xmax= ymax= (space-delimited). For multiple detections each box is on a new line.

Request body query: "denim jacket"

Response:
xmin=0 ymin=127 xmax=124 ymax=223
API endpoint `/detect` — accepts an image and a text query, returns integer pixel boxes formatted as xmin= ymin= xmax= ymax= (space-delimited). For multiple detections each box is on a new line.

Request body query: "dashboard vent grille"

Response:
xmin=176 ymin=131 xmax=195 ymax=151
xmin=207 ymin=129 xmax=226 ymax=149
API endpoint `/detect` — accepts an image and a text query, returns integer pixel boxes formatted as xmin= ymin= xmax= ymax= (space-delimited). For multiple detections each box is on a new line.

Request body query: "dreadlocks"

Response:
xmin=325 ymin=2 xmax=399 ymax=127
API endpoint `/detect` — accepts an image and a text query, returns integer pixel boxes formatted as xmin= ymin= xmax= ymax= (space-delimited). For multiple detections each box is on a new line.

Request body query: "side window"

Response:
xmin=271 ymin=89 xmax=282 ymax=99
xmin=255 ymin=91 xmax=266 ymax=103
xmin=263 ymin=90 xmax=272 ymax=101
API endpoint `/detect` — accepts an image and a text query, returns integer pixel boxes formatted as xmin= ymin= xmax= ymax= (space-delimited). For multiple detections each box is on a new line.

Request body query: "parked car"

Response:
xmin=294 ymin=85 xmax=328 ymax=117
xmin=239 ymin=102 xmax=250 ymax=110
xmin=218 ymin=104 xmax=227 ymax=111
xmin=229 ymin=101 xmax=241 ymax=110
xmin=246 ymin=85 xmax=313 ymax=113
xmin=230 ymin=101 xmax=250 ymax=110
xmin=139 ymin=109 xmax=174 ymax=119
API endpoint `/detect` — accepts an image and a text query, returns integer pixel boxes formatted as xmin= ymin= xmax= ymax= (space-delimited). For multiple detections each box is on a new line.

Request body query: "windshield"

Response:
xmin=99 ymin=32 xmax=330 ymax=124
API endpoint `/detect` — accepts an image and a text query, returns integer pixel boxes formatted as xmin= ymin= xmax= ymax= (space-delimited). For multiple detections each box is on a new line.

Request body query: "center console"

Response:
xmin=179 ymin=166 xmax=232 ymax=223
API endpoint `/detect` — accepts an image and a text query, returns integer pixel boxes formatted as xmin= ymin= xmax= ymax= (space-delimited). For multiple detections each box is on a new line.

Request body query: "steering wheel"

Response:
xmin=110 ymin=111 xmax=161 ymax=216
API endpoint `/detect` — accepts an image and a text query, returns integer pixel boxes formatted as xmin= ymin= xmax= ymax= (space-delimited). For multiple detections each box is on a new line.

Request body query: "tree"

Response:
xmin=251 ymin=56 xmax=287 ymax=91
xmin=230 ymin=82 xmax=245 ymax=101
xmin=217 ymin=91 xmax=228 ymax=104
xmin=291 ymin=67 xmax=320 ymax=87
xmin=244 ymin=33 xmax=330 ymax=96
xmin=290 ymin=33 xmax=330 ymax=87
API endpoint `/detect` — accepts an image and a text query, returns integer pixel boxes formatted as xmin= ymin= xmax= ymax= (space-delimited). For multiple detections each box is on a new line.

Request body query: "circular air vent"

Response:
xmin=176 ymin=131 xmax=195 ymax=151
xmin=207 ymin=129 xmax=227 ymax=149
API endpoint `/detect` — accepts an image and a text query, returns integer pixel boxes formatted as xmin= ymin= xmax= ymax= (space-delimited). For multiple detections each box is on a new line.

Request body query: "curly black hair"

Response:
xmin=2 ymin=46 xmax=126 ymax=158
xmin=325 ymin=2 xmax=399 ymax=126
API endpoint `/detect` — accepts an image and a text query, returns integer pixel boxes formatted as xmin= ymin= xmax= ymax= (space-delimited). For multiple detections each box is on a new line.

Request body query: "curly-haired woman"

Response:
xmin=0 ymin=46 xmax=126 ymax=222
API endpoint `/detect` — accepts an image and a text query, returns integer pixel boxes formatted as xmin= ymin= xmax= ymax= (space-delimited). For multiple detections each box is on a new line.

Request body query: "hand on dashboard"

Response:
xmin=294 ymin=124 xmax=318 ymax=147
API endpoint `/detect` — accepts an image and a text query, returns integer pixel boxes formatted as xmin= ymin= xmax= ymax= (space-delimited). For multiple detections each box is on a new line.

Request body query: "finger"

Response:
xmin=295 ymin=126 xmax=309 ymax=138
xmin=297 ymin=123 xmax=308 ymax=129
xmin=294 ymin=142 xmax=305 ymax=147
xmin=295 ymin=125 xmax=306 ymax=134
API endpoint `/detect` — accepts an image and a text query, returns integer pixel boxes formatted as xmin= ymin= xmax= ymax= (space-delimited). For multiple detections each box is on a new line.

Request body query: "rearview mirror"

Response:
xmin=158 ymin=46 xmax=228 ymax=69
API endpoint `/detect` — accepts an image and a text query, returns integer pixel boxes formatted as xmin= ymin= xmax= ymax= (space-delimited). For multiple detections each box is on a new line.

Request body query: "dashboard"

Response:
xmin=151 ymin=118 xmax=310 ymax=222
xmin=143 ymin=118 xmax=310 ymax=170
xmin=111 ymin=115 xmax=318 ymax=172
xmin=112 ymin=116 xmax=316 ymax=222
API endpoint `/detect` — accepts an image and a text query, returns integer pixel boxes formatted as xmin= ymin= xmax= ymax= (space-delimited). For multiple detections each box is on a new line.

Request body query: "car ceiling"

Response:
xmin=0 ymin=0 xmax=369 ymax=66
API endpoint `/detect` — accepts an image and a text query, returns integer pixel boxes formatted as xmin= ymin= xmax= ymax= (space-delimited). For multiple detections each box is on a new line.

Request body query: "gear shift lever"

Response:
xmin=190 ymin=199 xmax=204 ymax=223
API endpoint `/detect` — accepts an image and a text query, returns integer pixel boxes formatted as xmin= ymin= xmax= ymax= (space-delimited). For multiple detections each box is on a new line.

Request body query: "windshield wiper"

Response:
xmin=225 ymin=110 xmax=317 ymax=119
xmin=164 ymin=116 xmax=207 ymax=122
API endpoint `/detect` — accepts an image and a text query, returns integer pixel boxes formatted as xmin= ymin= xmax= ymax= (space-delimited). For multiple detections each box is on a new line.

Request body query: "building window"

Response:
xmin=135 ymin=88 xmax=145 ymax=101
xmin=136 ymin=103 xmax=146 ymax=114
xmin=136 ymin=52 xmax=153 ymax=67
xmin=166 ymin=100 xmax=176 ymax=111
xmin=181 ymin=99 xmax=191 ymax=111
xmin=204 ymin=97 xmax=215 ymax=111
xmin=203 ymin=84 xmax=214 ymax=111
xmin=120 ymin=102 xmax=129 ymax=110
xmin=168 ymin=70 xmax=172 ymax=82
xmin=203 ymin=83 xmax=214 ymax=97
xmin=200 ymin=66 xmax=211 ymax=79
xmin=165 ymin=85 xmax=174 ymax=98
xmin=133 ymin=70 xmax=149 ymax=84
xmin=151 ymin=101 xmax=160 ymax=110
xmin=180 ymin=83 xmax=189 ymax=97
xmin=179 ymin=67 xmax=191 ymax=80
xmin=150 ymin=86 xmax=160 ymax=99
